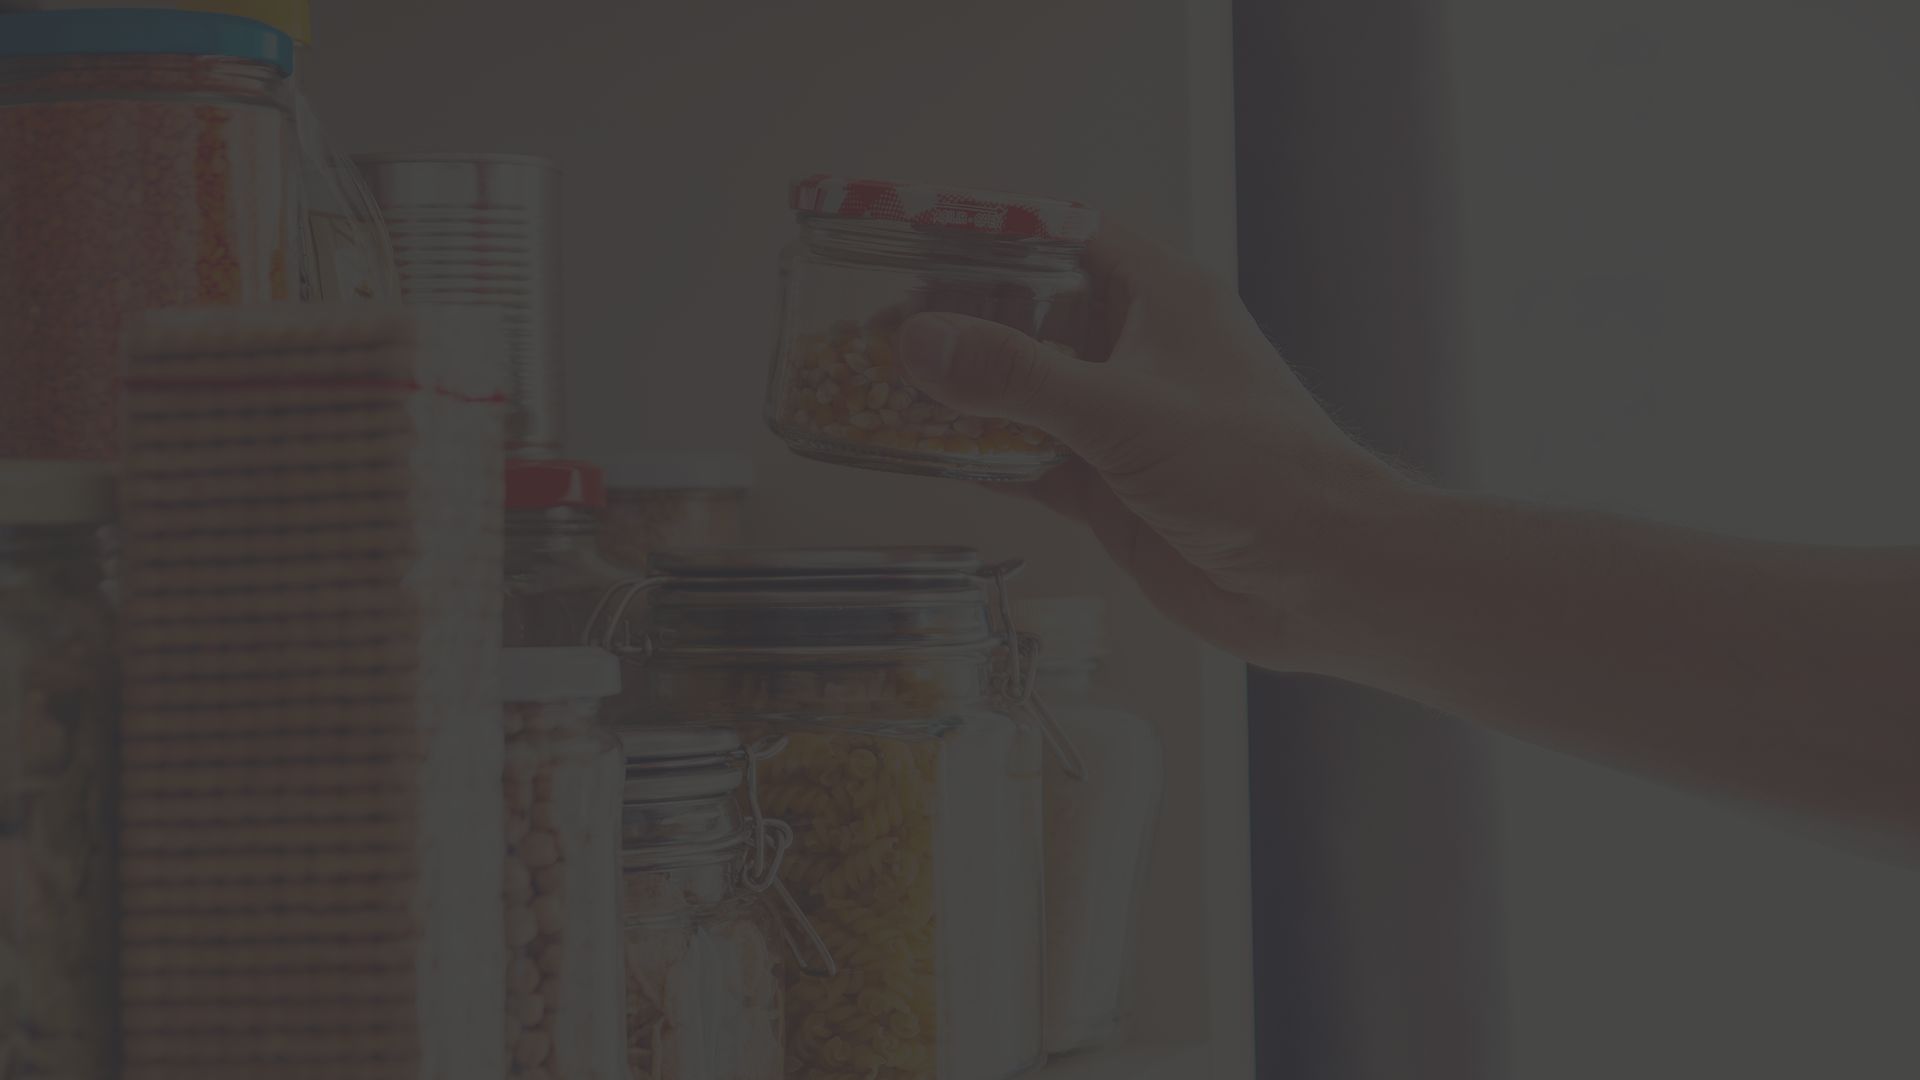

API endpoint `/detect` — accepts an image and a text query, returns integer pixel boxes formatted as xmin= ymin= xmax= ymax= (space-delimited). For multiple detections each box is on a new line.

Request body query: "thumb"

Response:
xmin=896 ymin=312 xmax=1151 ymax=463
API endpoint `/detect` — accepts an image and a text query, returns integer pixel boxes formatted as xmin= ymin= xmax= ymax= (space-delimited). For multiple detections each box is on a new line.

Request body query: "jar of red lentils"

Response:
xmin=0 ymin=9 xmax=300 ymax=459
xmin=766 ymin=176 xmax=1098 ymax=481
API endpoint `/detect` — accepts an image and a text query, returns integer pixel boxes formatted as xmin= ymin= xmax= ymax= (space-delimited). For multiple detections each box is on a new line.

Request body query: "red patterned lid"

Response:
xmin=789 ymin=175 xmax=1099 ymax=242
xmin=505 ymin=459 xmax=606 ymax=511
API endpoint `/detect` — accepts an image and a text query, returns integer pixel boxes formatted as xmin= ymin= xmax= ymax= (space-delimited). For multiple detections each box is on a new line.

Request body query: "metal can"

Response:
xmin=358 ymin=153 xmax=565 ymax=456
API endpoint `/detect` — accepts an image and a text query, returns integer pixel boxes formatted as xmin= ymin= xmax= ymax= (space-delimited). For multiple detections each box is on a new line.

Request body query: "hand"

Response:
xmin=896 ymin=225 xmax=1415 ymax=672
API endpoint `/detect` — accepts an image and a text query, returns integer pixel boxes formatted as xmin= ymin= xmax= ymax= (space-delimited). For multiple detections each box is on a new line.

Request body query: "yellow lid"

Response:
xmin=168 ymin=0 xmax=311 ymax=45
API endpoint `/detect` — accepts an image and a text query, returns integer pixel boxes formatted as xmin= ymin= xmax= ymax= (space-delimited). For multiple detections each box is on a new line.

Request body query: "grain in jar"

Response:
xmin=0 ymin=9 xmax=299 ymax=458
xmin=0 ymin=462 xmax=117 ymax=1080
xmin=621 ymin=726 xmax=822 ymax=1080
xmin=765 ymin=176 xmax=1097 ymax=481
xmin=502 ymin=647 xmax=628 ymax=1080
xmin=634 ymin=548 xmax=1047 ymax=1080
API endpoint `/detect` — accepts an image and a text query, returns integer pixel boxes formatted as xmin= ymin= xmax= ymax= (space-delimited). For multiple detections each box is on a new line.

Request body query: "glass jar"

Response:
xmin=1019 ymin=597 xmax=1163 ymax=1054
xmin=165 ymin=0 xmax=401 ymax=302
xmin=628 ymin=547 xmax=1055 ymax=1080
xmin=501 ymin=647 xmax=628 ymax=1080
xmin=596 ymin=451 xmax=754 ymax=573
xmin=621 ymin=725 xmax=826 ymax=1080
xmin=0 ymin=10 xmax=300 ymax=458
xmin=765 ymin=176 xmax=1098 ymax=481
xmin=505 ymin=459 xmax=630 ymax=647
xmin=0 ymin=462 xmax=118 ymax=1080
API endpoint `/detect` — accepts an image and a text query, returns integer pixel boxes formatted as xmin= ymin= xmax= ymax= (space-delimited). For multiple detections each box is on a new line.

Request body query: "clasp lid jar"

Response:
xmin=766 ymin=176 xmax=1099 ymax=482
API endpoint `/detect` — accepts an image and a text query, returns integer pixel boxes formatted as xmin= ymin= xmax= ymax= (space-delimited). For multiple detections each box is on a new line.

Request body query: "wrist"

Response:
xmin=1277 ymin=475 xmax=1465 ymax=676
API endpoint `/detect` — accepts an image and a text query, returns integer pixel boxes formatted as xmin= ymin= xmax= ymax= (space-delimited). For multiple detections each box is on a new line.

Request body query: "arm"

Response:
xmin=895 ymin=224 xmax=1920 ymax=839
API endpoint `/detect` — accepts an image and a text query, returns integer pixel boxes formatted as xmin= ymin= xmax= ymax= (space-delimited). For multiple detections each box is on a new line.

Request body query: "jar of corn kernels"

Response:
xmin=766 ymin=176 xmax=1098 ymax=481
xmin=0 ymin=10 xmax=300 ymax=459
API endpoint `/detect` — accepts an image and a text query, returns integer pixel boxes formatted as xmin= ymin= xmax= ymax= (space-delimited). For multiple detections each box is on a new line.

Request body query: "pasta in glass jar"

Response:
xmin=622 ymin=548 xmax=1053 ymax=1080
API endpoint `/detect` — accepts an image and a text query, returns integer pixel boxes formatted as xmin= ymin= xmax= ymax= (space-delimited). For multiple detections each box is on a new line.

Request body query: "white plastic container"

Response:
xmin=1022 ymin=597 xmax=1163 ymax=1054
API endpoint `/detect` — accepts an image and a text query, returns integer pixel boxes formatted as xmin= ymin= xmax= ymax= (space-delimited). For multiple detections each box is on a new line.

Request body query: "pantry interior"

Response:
xmin=300 ymin=1 xmax=1251 ymax=1076
xmin=0 ymin=0 xmax=1254 ymax=1076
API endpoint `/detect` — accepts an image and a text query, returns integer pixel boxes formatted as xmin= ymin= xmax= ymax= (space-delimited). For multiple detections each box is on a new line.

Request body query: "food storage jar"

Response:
xmin=169 ymin=0 xmax=400 ymax=302
xmin=621 ymin=725 xmax=828 ymax=1080
xmin=596 ymin=451 xmax=754 ymax=573
xmin=505 ymin=459 xmax=631 ymax=647
xmin=0 ymin=462 xmax=119 ymax=1080
xmin=1020 ymin=597 xmax=1163 ymax=1054
xmin=618 ymin=547 xmax=1055 ymax=1080
xmin=0 ymin=9 xmax=300 ymax=459
xmin=501 ymin=647 xmax=628 ymax=1080
xmin=766 ymin=175 xmax=1098 ymax=481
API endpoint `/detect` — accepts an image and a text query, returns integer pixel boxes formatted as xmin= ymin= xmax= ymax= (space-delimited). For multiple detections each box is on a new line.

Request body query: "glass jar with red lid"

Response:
xmin=765 ymin=175 xmax=1098 ymax=482
xmin=504 ymin=458 xmax=630 ymax=647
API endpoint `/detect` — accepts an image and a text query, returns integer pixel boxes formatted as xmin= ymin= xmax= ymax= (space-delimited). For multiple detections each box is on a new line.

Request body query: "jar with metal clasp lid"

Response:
xmin=620 ymin=724 xmax=832 ymax=1080
xmin=592 ymin=547 xmax=1085 ymax=1080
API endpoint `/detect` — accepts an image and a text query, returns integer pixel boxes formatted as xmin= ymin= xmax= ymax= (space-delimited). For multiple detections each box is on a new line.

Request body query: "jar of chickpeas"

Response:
xmin=624 ymin=547 xmax=1054 ymax=1080
xmin=765 ymin=176 xmax=1097 ymax=481
xmin=620 ymin=725 xmax=827 ymax=1080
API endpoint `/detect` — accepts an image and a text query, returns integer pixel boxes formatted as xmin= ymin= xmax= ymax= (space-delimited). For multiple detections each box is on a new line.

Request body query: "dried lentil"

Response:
xmin=0 ymin=55 xmax=296 ymax=459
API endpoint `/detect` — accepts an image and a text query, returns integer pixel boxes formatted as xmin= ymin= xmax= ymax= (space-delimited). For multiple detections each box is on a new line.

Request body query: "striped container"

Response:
xmin=357 ymin=153 xmax=564 ymax=456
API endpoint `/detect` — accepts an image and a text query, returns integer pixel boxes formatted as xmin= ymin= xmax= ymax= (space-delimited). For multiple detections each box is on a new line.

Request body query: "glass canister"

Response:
xmin=0 ymin=462 xmax=118 ymax=1080
xmin=622 ymin=547 xmax=1055 ymax=1080
xmin=501 ymin=646 xmax=628 ymax=1080
xmin=765 ymin=176 xmax=1098 ymax=481
xmin=1019 ymin=597 xmax=1163 ymax=1054
xmin=165 ymin=0 xmax=400 ymax=302
xmin=596 ymin=451 xmax=754 ymax=574
xmin=0 ymin=9 xmax=300 ymax=459
xmin=505 ymin=459 xmax=630 ymax=647
xmin=621 ymin=725 xmax=827 ymax=1080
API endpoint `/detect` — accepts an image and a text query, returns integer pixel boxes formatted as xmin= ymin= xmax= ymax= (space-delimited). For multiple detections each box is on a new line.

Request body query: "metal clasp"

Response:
xmin=579 ymin=575 xmax=662 ymax=663
xmin=737 ymin=734 xmax=838 ymax=978
xmin=981 ymin=560 xmax=1088 ymax=782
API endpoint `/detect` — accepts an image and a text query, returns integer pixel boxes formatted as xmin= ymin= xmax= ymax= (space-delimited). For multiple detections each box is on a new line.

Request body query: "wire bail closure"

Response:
xmin=737 ymin=733 xmax=838 ymax=978
xmin=981 ymin=560 xmax=1088 ymax=782
xmin=580 ymin=575 xmax=660 ymax=662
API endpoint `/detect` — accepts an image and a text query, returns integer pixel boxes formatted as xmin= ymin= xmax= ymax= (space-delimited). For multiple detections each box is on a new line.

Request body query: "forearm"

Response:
xmin=1294 ymin=487 xmax=1920 ymax=834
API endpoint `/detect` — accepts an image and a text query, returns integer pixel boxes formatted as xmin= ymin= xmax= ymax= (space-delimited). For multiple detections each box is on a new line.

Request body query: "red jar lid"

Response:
xmin=789 ymin=175 xmax=1099 ymax=242
xmin=505 ymin=459 xmax=606 ymax=511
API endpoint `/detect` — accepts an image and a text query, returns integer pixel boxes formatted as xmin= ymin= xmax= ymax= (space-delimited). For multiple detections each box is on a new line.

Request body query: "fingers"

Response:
xmin=897 ymin=312 xmax=1160 ymax=467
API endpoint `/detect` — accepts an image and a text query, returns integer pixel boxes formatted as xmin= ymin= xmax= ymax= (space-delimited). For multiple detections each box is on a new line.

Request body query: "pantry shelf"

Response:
xmin=1030 ymin=1042 xmax=1211 ymax=1080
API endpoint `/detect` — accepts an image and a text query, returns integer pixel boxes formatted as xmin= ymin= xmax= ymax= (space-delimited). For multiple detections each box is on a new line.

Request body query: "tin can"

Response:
xmin=357 ymin=153 xmax=565 ymax=456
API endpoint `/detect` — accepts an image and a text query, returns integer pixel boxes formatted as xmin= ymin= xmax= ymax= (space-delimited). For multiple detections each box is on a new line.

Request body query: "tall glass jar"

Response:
xmin=627 ymin=548 xmax=1049 ymax=1080
xmin=1019 ymin=597 xmax=1163 ymax=1055
xmin=164 ymin=0 xmax=400 ymax=302
xmin=505 ymin=459 xmax=629 ymax=647
xmin=765 ymin=176 xmax=1098 ymax=481
xmin=0 ymin=462 xmax=118 ymax=1080
xmin=621 ymin=725 xmax=826 ymax=1080
xmin=0 ymin=9 xmax=300 ymax=458
xmin=501 ymin=647 xmax=628 ymax=1080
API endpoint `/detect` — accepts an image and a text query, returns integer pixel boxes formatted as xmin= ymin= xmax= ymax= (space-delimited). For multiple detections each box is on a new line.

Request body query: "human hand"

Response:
xmin=895 ymin=225 xmax=1418 ymax=672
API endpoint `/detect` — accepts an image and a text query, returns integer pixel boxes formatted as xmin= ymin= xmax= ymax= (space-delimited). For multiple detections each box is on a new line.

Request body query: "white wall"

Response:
xmin=1442 ymin=2 xmax=1920 ymax=1076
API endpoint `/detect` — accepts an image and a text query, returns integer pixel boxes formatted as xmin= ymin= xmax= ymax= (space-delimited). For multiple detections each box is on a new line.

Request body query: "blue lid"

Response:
xmin=0 ymin=9 xmax=294 ymax=75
